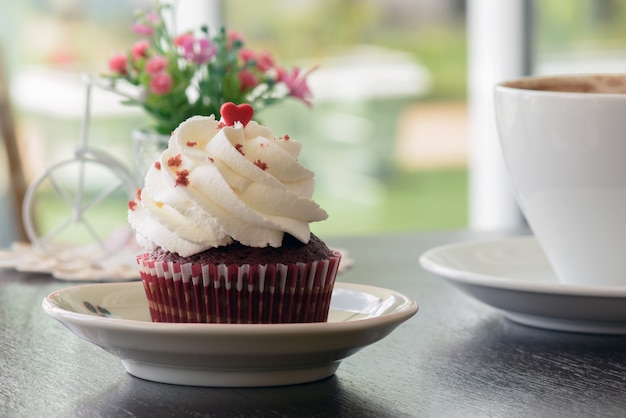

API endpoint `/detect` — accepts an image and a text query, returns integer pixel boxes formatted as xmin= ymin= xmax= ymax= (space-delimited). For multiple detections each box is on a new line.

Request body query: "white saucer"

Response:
xmin=42 ymin=281 xmax=417 ymax=387
xmin=419 ymin=236 xmax=626 ymax=334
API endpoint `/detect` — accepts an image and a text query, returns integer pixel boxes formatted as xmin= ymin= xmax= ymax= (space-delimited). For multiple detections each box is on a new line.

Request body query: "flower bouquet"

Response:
xmin=104 ymin=3 xmax=315 ymax=135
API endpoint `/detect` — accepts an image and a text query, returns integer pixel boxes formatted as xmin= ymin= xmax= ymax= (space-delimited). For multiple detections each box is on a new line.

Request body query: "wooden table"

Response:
xmin=2 ymin=229 xmax=626 ymax=417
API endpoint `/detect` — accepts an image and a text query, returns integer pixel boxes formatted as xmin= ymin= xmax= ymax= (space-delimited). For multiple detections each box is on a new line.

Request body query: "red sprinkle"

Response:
xmin=208 ymin=157 xmax=214 ymax=163
xmin=284 ymin=134 xmax=290 ymax=140
xmin=254 ymin=159 xmax=268 ymax=171
xmin=154 ymin=161 xmax=161 ymax=170
xmin=128 ymin=200 xmax=137 ymax=211
xmin=136 ymin=188 xmax=142 ymax=200
xmin=175 ymin=169 xmax=190 ymax=186
xmin=235 ymin=143 xmax=245 ymax=155
xmin=168 ymin=154 xmax=182 ymax=167
xmin=187 ymin=141 xmax=197 ymax=147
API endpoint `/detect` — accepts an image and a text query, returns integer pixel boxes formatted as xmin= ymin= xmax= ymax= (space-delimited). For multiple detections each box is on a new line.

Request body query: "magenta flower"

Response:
xmin=150 ymin=72 xmax=173 ymax=95
xmin=132 ymin=23 xmax=154 ymax=37
xmin=146 ymin=56 xmax=168 ymax=74
xmin=108 ymin=53 xmax=128 ymax=75
xmin=280 ymin=67 xmax=315 ymax=107
xmin=181 ymin=37 xmax=216 ymax=65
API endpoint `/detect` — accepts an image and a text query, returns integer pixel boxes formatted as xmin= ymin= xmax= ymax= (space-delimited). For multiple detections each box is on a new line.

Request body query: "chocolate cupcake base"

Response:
xmin=137 ymin=251 xmax=341 ymax=324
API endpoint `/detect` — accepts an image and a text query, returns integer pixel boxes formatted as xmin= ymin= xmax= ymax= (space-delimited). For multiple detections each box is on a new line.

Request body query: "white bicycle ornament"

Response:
xmin=22 ymin=74 xmax=136 ymax=261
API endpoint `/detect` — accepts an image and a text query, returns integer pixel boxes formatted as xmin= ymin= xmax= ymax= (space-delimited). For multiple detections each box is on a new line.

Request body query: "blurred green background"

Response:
xmin=2 ymin=0 xmax=626 ymax=245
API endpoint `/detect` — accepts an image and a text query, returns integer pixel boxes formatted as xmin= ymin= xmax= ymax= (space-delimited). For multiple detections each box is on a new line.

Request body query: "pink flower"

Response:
xmin=227 ymin=30 xmax=245 ymax=48
xmin=108 ymin=53 xmax=128 ymax=75
xmin=102 ymin=5 xmax=316 ymax=135
xmin=239 ymin=49 xmax=274 ymax=72
xmin=146 ymin=56 xmax=168 ymax=74
xmin=280 ymin=67 xmax=315 ymax=107
xmin=239 ymin=48 xmax=256 ymax=65
xmin=181 ymin=37 xmax=216 ymax=64
xmin=255 ymin=52 xmax=275 ymax=72
xmin=145 ymin=11 xmax=160 ymax=24
xmin=131 ymin=40 xmax=150 ymax=61
xmin=238 ymin=70 xmax=259 ymax=92
xmin=174 ymin=33 xmax=194 ymax=47
xmin=150 ymin=72 xmax=172 ymax=95
xmin=132 ymin=23 xmax=154 ymax=37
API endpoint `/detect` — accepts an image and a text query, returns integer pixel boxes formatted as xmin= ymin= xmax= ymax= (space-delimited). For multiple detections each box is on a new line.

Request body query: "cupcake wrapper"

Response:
xmin=136 ymin=251 xmax=341 ymax=324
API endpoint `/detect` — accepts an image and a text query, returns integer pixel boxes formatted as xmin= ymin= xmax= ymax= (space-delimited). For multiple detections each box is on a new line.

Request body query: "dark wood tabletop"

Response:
xmin=2 ymin=229 xmax=626 ymax=418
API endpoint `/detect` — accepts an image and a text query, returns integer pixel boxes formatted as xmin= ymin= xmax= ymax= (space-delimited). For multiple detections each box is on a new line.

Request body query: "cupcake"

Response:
xmin=128 ymin=103 xmax=341 ymax=323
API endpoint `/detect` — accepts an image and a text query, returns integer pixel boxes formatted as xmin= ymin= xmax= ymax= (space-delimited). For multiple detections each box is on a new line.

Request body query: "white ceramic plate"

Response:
xmin=42 ymin=281 xmax=417 ymax=387
xmin=420 ymin=236 xmax=626 ymax=334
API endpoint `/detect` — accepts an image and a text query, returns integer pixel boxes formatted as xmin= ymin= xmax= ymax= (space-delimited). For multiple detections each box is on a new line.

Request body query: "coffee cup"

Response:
xmin=494 ymin=74 xmax=626 ymax=287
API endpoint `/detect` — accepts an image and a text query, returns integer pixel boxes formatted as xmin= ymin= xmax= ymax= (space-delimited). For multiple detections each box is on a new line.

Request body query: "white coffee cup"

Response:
xmin=494 ymin=74 xmax=626 ymax=287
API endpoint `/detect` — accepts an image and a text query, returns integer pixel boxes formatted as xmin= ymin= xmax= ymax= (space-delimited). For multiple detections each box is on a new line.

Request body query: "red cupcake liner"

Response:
xmin=136 ymin=251 xmax=342 ymax=324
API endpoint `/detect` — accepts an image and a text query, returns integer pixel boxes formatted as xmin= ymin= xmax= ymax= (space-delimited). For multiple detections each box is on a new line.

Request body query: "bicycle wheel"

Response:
xmin=22 ymin=154 xmax=136 ymax=261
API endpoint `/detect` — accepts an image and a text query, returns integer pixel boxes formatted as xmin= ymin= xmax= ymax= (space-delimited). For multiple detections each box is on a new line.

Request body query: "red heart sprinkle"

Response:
xmin=220 ymin=102 xmax=254 ymax=127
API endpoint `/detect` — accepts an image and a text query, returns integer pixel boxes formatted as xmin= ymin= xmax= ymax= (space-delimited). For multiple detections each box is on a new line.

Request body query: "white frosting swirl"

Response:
xmin=128 ymin=115 xmax=328 ymax=257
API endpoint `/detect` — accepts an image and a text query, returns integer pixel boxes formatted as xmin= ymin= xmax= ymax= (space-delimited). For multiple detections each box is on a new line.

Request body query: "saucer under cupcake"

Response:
xmin=42 ymin=281 xmax=417 ymax=387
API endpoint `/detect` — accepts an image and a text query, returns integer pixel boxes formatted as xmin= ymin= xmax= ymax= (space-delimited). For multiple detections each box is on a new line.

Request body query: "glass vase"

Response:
xmin=132 ymin=128 xmax=169 ymax=186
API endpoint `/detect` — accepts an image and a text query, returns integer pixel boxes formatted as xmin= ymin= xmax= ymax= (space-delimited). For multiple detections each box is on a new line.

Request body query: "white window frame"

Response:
xmin=467 ymin=0 xmax=531 ymax=230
